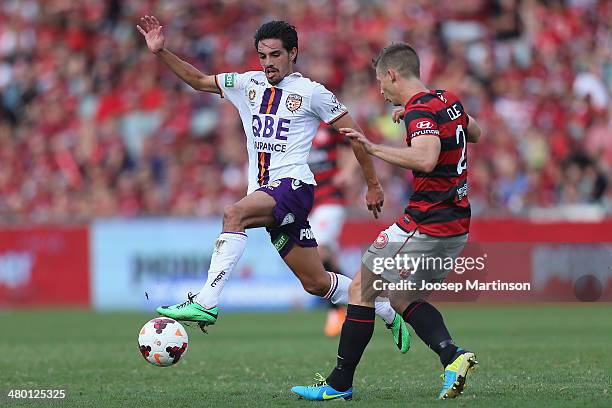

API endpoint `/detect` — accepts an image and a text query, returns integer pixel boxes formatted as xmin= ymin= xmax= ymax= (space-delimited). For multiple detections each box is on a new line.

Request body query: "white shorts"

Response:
xmin=309 ymin=204 xmax=346 ymax=249
xmin=361 ymin=223 xmax=468 ymax=285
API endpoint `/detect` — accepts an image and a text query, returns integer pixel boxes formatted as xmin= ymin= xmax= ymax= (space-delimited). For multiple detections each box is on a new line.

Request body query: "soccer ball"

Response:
xmin=138 ymin=317 xmax=189 ymax=367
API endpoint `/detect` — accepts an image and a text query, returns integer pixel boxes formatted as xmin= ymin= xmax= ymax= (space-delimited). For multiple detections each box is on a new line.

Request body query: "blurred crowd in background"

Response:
xmin=0 ymin=0 xmax=610 ymax=223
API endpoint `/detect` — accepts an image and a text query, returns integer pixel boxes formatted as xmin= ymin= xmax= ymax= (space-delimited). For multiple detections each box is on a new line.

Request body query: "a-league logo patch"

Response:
xmin=248 ymin=88 xmax=256 ymax=102
xmin=285 ymin=93 xmax=302 ymax=112
xmin=373 ymin=232 xmax=389 ymax=249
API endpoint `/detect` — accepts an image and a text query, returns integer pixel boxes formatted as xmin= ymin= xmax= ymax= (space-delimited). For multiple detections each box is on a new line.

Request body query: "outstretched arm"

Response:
xmin=331 ymin=144 xmax=360 ymax=189
xmin=340 ymin=128 xmax=441 ymax=173
xmin=137 ymin=15 xmax=220 ymax=93
xmin=330 ymin=114 xmax=384 ymax=219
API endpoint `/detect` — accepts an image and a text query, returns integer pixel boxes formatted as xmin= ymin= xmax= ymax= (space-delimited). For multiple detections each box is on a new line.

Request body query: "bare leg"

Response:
xmin=283 ymin=245 xmax=389 ymax=320
xmin=282 ymin=245 xmax=331 ymax=296
xmin=222 ymin=191 xmax=277 ymax=231
xmin=348 ymin=264 xmax=382 ymax=306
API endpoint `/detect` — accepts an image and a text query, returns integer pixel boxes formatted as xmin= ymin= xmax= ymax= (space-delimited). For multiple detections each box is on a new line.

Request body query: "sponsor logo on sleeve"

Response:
xmin=410 ymin=119 xmax=440 ymax=138
xmin=416 ymin=119 xmax=435 ymax=129
xmin=330 ymin=94 xmax=345 ymax=114
xmin=410 ymin=129 xmax=440 ymax=137
xmin=410 ymin=129 xmax=440 ymax=138
xmin=225 ymin=73 xmax=237 ymax=88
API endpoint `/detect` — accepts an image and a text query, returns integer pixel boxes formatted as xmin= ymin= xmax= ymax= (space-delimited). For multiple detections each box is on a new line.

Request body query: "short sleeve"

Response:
xmin=311 ymin=84 xmax=348 ymax=125
xmin=216 ymin=72 xmax=247 ymax=104
xmin=404 ymin=108 xmax=440 ymax=140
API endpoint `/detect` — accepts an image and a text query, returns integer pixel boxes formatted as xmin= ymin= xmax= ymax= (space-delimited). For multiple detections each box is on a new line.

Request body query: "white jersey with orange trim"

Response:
xmin=215 ymin=71 xmax=348 ymax=194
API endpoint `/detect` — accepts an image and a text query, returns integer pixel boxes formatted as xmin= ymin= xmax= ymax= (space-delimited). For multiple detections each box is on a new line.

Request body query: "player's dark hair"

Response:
xmin=254 ymin=20 xmax=299 ymax=63
xmin=372 ymin=43 xmax=420 ymax=79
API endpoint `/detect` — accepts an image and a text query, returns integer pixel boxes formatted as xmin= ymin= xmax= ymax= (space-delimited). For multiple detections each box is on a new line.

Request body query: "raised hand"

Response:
xmin=340 ymin=127 xmax=375 ymax=155
xmin=365 ymin=183 xmax=384 ymax=219
xmin=392 ymin=107 xmax=406 ymax=123
xmin=137 ymin=15 xmax=165 ymax=54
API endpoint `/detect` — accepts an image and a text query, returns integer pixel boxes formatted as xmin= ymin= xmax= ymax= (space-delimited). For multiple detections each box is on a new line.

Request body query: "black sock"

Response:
xmin=323 ymin=260 xmax=340 ymax=310
xmin=326 ymin=304 xmax=375 ymax=391
xmin=403 ymin=301 xmax=459 ymax=367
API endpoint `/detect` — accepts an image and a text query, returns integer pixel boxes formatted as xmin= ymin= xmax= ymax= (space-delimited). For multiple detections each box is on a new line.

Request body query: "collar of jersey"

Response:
xmin=405 ymin=90 xmax=432 ymax=108
xmin=269 ymin=71 xmax=303 ymax=86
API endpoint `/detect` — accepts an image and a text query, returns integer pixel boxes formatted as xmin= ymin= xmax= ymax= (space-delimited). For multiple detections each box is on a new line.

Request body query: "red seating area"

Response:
xmin=0 ymin=0 xmax=609 ymax=222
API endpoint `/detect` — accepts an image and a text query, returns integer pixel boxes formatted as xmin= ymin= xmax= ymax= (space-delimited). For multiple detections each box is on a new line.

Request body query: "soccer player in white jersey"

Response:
xmin=136 ymin=16 xmax=410 ymax=352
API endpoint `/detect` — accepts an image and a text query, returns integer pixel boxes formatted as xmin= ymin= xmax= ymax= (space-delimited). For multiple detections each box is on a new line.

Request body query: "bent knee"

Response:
xmin=390 ymin=295 xmax=422 ymax=315
xmin=300 ymin=270 xmax=331 ymax=297
xmin=223 ymin=204 xmax=242 ymax=225
xmin=389 ymin=297 xmax=407 ymax=314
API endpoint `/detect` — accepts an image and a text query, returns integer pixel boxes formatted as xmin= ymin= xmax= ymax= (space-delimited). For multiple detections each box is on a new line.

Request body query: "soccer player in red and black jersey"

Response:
xmin=308 ymin=125 xmax=359 ymax=336
xmin=292 ymin=43 xmax=482 ymax=401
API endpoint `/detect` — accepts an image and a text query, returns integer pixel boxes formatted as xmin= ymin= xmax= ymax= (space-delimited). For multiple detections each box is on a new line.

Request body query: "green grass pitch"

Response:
xmin=1 ymin=304 xmax=610 ymax=407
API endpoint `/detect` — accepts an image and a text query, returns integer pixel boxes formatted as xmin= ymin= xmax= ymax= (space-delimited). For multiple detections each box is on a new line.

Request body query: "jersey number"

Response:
xmin=455 ymin=125 xmax=467 ymax=175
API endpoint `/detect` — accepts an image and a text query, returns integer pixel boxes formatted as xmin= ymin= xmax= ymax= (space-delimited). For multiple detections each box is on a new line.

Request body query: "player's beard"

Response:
xmin=267 ymin=71 xmax=282 ymax=85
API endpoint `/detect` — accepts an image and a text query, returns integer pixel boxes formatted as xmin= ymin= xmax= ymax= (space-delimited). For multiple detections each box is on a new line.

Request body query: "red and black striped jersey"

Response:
xmin=308 ymin=124 xmax=348 ymax=207
xmin=397 ymin=90 xmax=471 ymax=237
